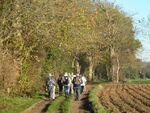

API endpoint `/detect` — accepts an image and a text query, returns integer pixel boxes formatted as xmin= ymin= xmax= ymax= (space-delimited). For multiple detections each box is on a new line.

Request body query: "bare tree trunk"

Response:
xmin=75 ymin=60 xmax=80 ymax=74
xmin=88 ymin=56 xmax=93 ymax=81
xmin=72 ymin=58 xmax=75 ymax=68
xmin=110 ymin=48 xmax=115 ymax=82
xmin=110 ymin=48 xmax=120 ymax=83
xmin=116 ymin=54 xmax=120 ymax=83
xmin=106 ymin=64 xmax=111 ymax=81
xmin=72 ymin=58 xmax=75 ymax=73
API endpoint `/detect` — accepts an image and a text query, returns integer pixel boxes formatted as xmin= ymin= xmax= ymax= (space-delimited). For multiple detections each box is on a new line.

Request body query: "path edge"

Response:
xmin=19 ymin=100 xmax=45 ymax=113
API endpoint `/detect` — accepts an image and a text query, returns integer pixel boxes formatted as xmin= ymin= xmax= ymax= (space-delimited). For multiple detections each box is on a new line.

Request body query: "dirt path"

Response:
xmin=71 ymin=84 xmax=94 ymax=113
xmin=20 ymin=99 xmax=50 ymax=113
xmin=20 ymin=84 xmax=93 ymax=113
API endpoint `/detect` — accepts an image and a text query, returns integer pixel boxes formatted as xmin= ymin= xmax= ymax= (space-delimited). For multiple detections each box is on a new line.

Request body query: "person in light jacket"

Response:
xmin=46 ymin=73 xmax=56 ymax=100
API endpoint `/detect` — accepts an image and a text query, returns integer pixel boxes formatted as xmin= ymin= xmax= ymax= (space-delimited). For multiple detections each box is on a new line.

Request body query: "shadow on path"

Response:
xmin=71 ymin=85 xmax=94 ymax=113
xmin=41 ymin=101 xmax=50 ymax=113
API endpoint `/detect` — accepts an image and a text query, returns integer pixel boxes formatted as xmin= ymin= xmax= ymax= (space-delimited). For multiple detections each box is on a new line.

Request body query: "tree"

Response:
xmin=0 ymin=0 xmax=63 ymax=95
xmin=96 ymin=2 xmax=141 ymax=82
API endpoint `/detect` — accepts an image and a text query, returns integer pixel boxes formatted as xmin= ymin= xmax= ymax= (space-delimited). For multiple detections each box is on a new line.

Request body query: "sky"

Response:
xmin=107 ymin=0 xmax=150 ymax=62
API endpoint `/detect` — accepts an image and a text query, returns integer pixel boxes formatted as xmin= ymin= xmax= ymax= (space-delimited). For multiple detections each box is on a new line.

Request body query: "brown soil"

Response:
xmin=99 ymin=84 xmax=150 ymax=113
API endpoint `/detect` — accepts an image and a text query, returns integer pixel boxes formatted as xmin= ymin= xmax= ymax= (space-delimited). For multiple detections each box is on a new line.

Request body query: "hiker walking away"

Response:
xmin=63 ymin=73 xmax=70 ymax=96
xmin=46 ymin=73 xmax=56 ymax=100
xmin=69 ymin=73 xmax=74 ymax=94
xmin=72 ymin=74 xmax=81 ymax=101
xmin=57 ymin=74 xmax=63 ymax=94
xmin=80 ymin=74 xmax=87 ymax=94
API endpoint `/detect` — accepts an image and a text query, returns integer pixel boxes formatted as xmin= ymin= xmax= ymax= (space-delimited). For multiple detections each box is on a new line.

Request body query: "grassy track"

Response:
xmin=46 ymin=96 xmax=65 ymax=113
xmin=61 ymin=95 xmax=74 ymax=113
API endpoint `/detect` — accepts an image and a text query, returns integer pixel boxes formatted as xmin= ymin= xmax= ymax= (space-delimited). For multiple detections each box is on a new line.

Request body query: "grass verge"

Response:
xmin=46 ymin=96 xmax=65 ymax=113
xmin=0 ymin=94 xmax=41 ymax=113
xmin=127 ymin=79 xmax=150 ymax=84
xmin=89 ymin=85 xmax=109 ymax=113
xmin=61 ymin=95 xmax=74 ymax=113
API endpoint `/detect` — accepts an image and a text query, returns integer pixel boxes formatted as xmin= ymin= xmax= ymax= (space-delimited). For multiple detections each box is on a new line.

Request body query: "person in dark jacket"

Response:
xmin=63 ymin=73 xmax=70 ymax=96
xmin=72 ymin=74 xmax=81 ymax=101
xmin=57 ymin=74 xmax=63 ymax=94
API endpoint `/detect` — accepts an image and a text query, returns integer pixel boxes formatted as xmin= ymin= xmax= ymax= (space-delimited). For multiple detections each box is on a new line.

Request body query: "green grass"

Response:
xmin=0 ymin=94 xmax=41 ymax=113
xmin=89 ymin=85 xmax=109 ymax=113
xmin=46 ymin=96 xmax=65 ymax=113
xmin=46 ymin=94 xmax=74 ymax=113
xmin=61 ymin=95 xmax=74 ymax=113
xmin=127 ymin=79 xmax=150 ymax=84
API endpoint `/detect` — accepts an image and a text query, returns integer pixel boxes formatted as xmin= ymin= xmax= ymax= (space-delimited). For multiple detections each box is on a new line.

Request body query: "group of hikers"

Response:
xmin=46 ymin=72 xmax=87 ymax=101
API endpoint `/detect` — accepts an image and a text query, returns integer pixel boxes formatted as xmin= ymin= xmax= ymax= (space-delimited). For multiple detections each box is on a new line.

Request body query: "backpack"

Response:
xmin=63 ymin=77 xmax=69 ymax=85
xmin=46 ymin=76 xmax=55 ymax=86
xmin=74 ymin=76 xmax=81 ymax=85
xmin=47 ymin=79 xmax=53 ymax=86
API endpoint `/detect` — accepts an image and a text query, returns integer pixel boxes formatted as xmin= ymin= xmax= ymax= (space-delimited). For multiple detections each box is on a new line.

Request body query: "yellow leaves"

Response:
xmin=66 ymin=20 xmax=70 ymax=23
xmin=98 ymin=85 xmax=103 ymax=89
xmin=71 ymin=22 xmax=75 ymax=26
xmin=81 ymin=9 xmax=85 ymax=13
xmin=34 ymin=56 xmax=40 ymax=62
xmin=18 ymin=76 xmax=33 ymax=93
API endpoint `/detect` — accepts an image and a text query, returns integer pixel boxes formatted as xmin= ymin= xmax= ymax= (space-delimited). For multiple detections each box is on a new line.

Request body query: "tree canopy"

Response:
xmin=0 ymin=0 xmax=141 ymax=95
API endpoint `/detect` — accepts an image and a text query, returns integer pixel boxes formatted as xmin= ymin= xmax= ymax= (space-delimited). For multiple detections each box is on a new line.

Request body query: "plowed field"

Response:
xmin=99 ymin=84 xmax=150 ymax=113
